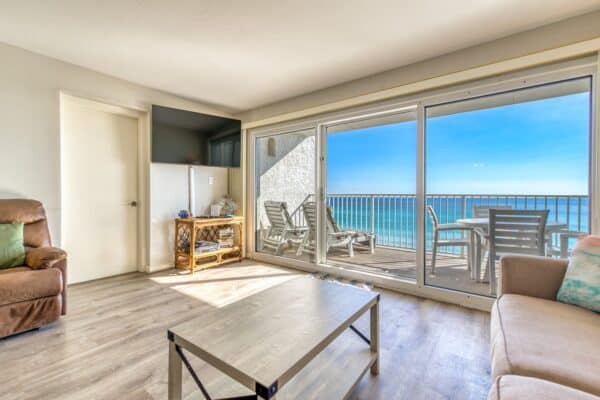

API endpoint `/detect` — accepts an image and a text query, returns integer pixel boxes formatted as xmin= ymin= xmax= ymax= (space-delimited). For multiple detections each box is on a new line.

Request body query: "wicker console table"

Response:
xmin=174 ymin=216 xmax=244 ymax=273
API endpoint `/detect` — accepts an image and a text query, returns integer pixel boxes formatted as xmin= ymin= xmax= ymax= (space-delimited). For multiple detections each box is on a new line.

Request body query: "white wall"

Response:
xmin=228 ymin=168 xmax=243 ymax=214
xmin=238 ymin=11 xmax=600 ymax=123
xmin=0 ymin=42 xmax=234 ymax=273
xmin=255 ymin=133 xmax=315 ymax=228
xmin=149 ymin=164 xmax=229 ymax=270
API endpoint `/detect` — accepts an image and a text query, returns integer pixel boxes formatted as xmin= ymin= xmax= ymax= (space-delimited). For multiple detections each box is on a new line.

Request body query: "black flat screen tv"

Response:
xmin=151 ymin=105 xmax=241 ymax=167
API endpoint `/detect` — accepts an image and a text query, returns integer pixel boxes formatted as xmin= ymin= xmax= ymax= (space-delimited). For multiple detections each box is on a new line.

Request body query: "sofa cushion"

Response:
xmin=557 ymin=235 xmax=600 ymax=312
xmin=0 ymin=267 xmax=62 ymax=306
xmin=0 ymin=266 xmax=30 ymax=275
xmin=491 ymin=294 xmax=600 ymax=396
xmin=488 ymin=375 xmax=598 ymax=400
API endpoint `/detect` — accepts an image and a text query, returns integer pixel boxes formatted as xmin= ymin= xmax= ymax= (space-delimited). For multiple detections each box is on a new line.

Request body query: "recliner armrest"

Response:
xmin=25 ymin=246 xmax=67 ymax=270
xmin=499 ymin=255 xmax=568 ymax=300
xmin=25 ymin=246 xmax=68 ymax=315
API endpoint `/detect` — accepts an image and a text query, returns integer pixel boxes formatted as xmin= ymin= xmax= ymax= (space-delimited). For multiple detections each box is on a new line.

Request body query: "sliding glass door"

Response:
xmin=250 ymin=61 xmax=595 ymax=307
xmin=323 ymin=109 xmax=418 ymax=280
xmin=424 ymin=77 xmax=592 ymax=296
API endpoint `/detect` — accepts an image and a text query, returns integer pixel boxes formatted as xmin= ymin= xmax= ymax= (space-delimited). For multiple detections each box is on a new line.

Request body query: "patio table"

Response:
xmin=455 ymin=218 xmax=568 ymax=282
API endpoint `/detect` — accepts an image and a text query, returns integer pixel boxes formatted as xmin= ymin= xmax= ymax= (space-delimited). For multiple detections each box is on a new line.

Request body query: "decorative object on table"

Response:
xmin=210 ymin=204 xmax=222 ymax=217
xmin=556 ymin=234 xmax=600 ymax=312
xmin=177 ymin=209 xmax=189 ymax=219
xmin=216 ymin=195 xmax=238 ymax=216
xmin=174 ymin=216 xmax=244 ymax=273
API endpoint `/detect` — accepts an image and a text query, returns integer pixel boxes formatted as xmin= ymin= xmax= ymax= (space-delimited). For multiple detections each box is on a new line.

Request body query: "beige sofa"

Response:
xmin=489 ymin=255 xmax=599 ymax=399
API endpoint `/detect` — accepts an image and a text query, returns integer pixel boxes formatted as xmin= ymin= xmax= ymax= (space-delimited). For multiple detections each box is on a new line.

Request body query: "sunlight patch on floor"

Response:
xmin=150 ymin=262 xmax=302 ymax=308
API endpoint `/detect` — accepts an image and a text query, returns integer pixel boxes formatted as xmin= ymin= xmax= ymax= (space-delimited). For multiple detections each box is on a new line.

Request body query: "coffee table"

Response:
xmin=167 ymin=277 xmax=380 ymax=399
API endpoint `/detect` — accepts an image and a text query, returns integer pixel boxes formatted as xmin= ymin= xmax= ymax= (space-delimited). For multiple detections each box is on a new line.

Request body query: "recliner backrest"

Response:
xmin=0 ymin=199 xmax=51 ymax=248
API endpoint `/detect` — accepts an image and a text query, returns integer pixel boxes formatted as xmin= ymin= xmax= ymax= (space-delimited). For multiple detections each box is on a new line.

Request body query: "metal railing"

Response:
xmin=289 ymin=193 xmax=589 ymax=252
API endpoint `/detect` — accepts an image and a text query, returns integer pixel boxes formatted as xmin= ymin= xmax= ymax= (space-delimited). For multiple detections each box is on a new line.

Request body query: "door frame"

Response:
xmin=315 ymin=105 xmax=419 ymax=266
xmin=59 ymin=92 xmax=150 ymax=274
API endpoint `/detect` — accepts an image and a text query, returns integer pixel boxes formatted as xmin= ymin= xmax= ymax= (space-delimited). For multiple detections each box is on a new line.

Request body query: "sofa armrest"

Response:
xmin=25 ymin=246 xmax=67 ymax=270
xmin=499 ymin=255 xmax=568 ymax=300
xmin=26 ymin=247 xmax=67 ymax=315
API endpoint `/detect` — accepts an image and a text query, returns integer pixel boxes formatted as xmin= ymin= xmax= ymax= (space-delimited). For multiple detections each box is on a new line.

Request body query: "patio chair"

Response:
xmin=472 ymin=205 xmax=513 ymax=269
xmin=544 ymin=230 xmax=585 ymax=258
xmin=427 ymin=205 xmax=475 ymax=275
xmin=473 ymin=205 xmax=512 ymax=218
xmin=488 ymin=209 xmax=549 ymax=295
xmin=326 ymin=206 xmax=376 ymax=254
xmin=262 ymin=201 xmax=308 ymax=255
xmin=297 ymin=201 xmax=355 ymax=257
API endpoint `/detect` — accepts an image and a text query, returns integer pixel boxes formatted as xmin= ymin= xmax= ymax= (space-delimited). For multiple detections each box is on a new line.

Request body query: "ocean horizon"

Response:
xmin=324 ymin=194 xmax=589 ymax=251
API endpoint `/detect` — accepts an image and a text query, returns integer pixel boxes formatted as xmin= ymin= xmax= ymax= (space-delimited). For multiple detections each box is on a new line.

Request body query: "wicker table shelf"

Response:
xmin=174 ymin=216 xmax=244 ymax=273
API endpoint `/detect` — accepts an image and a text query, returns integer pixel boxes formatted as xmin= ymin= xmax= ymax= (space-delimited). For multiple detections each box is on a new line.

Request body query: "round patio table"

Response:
xmin=455 ymin=218 xmax=568 ymax=283
xmin=456 ymin=218 xmax=567 ymax=233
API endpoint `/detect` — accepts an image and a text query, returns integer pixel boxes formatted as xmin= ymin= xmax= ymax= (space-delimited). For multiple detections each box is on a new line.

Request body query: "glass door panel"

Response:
xmin=254 ymin=129 xmax=316 ymax=262
xmin=323 ymin=109 xmax=418 ymax=280
xmin=424 ymin=77 xmax=592 ymax=296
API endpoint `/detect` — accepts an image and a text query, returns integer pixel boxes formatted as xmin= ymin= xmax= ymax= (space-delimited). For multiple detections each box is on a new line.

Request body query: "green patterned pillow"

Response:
xmin=556 ymin=235 xmax=600 ymax=312
xmin=0 ymin=222 xmax=26 ymax=268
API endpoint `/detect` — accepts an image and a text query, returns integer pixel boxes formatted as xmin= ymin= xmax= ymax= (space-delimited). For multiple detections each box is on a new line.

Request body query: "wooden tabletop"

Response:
xmin=168 ymin=276 xmax=379 ymax=391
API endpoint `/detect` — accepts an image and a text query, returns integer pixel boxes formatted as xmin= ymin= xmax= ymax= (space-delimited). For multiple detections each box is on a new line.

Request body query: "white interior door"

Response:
xmin=62 ymin=98 xmax=139 ymax=284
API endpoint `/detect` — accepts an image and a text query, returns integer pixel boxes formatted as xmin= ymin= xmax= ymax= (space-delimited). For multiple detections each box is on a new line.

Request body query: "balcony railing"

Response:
xmin=290 ymin=193 xmax=589 ymax=253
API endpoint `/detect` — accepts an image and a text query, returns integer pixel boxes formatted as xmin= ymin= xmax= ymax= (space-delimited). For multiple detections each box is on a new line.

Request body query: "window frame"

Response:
xmin=246 ymin=56 xmax=598 ymax=311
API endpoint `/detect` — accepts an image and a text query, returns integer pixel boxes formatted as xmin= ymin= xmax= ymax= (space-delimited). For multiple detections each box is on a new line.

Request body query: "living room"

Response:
xmin=0 ymin=2 xmax=599 ymax=400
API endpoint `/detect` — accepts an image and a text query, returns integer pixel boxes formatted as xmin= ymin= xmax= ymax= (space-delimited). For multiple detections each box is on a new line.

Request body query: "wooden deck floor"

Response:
xmin=0 ymin=261 xmax=491 ymax=400
xmin=267 ymin=246 xmax=494 ymax=297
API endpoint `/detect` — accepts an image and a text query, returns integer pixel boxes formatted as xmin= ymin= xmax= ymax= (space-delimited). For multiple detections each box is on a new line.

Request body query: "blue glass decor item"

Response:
xmin=178 ymin=209 xmax=189 ymax=219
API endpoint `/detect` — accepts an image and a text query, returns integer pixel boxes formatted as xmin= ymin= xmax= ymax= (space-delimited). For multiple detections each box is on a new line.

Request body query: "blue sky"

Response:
xmin=327 ymin=91 xmax=590 ymax=195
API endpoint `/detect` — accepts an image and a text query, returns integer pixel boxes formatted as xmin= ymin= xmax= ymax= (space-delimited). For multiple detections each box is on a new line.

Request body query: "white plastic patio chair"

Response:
xmin=326 ymin=206 xmax=376 ymax=254
xmin=262 ymin=201 xmax=308 ymax=255
xmin=488 ymin=209 xmax=549 ymax=295
xmin=427 ymin=205 xmax=476 ymax=275
xmin=297 ymin=201 xmax=355 ymax=257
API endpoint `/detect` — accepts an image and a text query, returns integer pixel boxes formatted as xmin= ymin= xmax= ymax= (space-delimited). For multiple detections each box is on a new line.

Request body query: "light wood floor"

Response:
xmin=0 ymin=261 xmax=491 ymax=400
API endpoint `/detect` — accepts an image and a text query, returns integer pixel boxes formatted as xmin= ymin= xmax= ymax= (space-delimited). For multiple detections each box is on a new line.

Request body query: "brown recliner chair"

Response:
xmin=0 ymin=199 xmax=67 ymax=338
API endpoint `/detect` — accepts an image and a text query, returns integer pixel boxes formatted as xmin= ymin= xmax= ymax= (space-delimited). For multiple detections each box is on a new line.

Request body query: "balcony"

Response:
xmin=257 ymin=193 xmax=588 ymax=296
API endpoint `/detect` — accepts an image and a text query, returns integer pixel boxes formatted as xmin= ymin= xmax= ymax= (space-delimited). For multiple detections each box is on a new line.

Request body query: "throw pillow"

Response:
xmin=556 ymin=235 xmax=600 ymax=312
xmin=0 ymin=222 xmax=26 ymax=268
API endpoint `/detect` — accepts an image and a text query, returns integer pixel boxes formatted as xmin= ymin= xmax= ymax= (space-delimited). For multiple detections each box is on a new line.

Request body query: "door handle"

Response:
xmin=130 ymin=201 xmax=138 ymax=207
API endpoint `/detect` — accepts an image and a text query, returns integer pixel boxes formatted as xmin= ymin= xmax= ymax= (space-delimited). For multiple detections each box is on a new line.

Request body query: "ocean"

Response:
xmin=325 ymin=194 xmax=589 ymax=251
